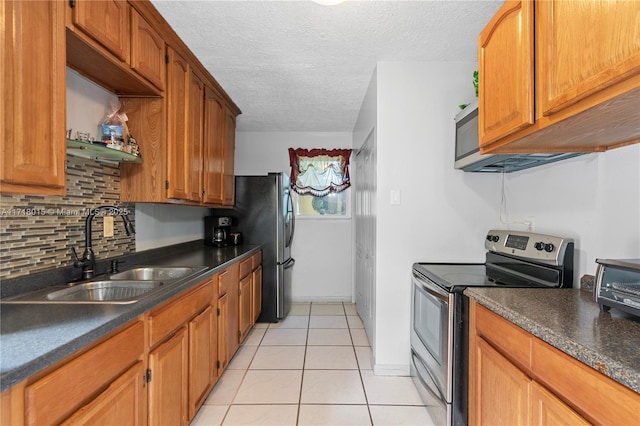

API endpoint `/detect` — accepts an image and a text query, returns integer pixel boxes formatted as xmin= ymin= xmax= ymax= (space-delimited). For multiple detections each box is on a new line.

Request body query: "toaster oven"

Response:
xmin=595 ymin=258 xmax=640 ymax=319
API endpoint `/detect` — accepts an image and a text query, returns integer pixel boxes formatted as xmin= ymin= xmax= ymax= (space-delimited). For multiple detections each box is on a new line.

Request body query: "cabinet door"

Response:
xmin=188 ymin=306 xmax=214 ymax=421
xmin=72 ymin=0 xmax=129 ymax=62
xmin=537 ymin=0 xmax=640 ymax=117
xmin=252 ymin=265 xmax=262 ymax=323
xmin=188 ymin=71 xmax=205 ymax=202
xmin=149 ymin=327 xmax=188 ymax=426
xmin=238 ymin=275 xmax=253 ymax=342
xmin=203 ymin=87 xmax=225 ymax=205
xmin=222 ymin=108 xmax=236 ymax=206
xmin=62 ymin=362 xmax=146 ymax=426
xmin=471 ymin=337 xmax=531 ymax=425
xmin=1 ymin=0 xmax=66 ymax=195
xmin=166 ymin=48 xmax=190 ymax=200
xmin=131 ymin=8 xmax=165 ymax=90
xmin=531 ymin=382 xmax=589 ymax=426
xmin=478 ymin=0 xmax=534 ymax=146
xmin=217 ymin=293 xmax=229 ymax=373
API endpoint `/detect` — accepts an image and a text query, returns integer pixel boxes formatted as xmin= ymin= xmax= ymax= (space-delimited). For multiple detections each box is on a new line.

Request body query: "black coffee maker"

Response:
xmin=204 ymin=216 xmax=232 ymax=247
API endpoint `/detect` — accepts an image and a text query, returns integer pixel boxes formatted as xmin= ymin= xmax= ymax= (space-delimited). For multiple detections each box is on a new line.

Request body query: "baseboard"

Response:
xmin=373 ymin=363 xmax=411 ymax=376
xmin=291 ymin=296 xmax=352 ymax=303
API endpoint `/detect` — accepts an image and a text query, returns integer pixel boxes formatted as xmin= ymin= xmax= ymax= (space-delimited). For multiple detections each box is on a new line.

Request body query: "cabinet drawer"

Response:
xmin=239 ymin=257 xmax=252 ymax=279
xmin=149 ymin=281 xmax=213 ymax=348
xmin=218 ymin=263 xmax=239 ymax=296
xmin=25 ymin=321 xmax=144 ymax=426
xmin=532 ymin=338 xmax=640 ymax=425
xmin=475 ymin=304 xmax=532 ymax=371
xmin=251 ymin=251 xmax=262 ymax=269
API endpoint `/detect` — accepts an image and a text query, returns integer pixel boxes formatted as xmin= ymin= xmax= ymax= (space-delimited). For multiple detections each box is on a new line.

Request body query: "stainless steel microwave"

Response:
xmin=453 ymin=100 xmax=583 ymax=173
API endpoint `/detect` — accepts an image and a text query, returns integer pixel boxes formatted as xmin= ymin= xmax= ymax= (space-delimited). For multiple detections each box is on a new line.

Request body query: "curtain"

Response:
xmin=288 ymin=148 xmax=352 ymax=197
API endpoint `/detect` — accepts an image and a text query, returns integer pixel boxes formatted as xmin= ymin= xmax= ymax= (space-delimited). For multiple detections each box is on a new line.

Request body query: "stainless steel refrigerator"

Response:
xmin=212 ymin=172 xmax=295 ymax=322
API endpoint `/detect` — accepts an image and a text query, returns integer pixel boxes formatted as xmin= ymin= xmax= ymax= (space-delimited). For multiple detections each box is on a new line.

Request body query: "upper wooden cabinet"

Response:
xmin=1 ymin=0 xmax=67 ymax=196
xmin=203 ymin=88 xmax=226 ymax=205
xmin=2 ymin=0 xmax=238 ymax=197
xmin=131 ymin=8 xmax=166 ymax=90
xmin=223 ymin=108 xmax=237 ymax=206
xmin=478 ymin=0 xmax=534 ymax=146
xmin=479 ymin=0 xmax=640 ymax=154
xmin=188 ymin=72 xmax=205 ymax=203
xmin=71 ymin=0 xmax=130 ymax=62
xmin=166 ymin=48 xmax=191 ymax=201
xmin=537 ymin=0 xmax=640 ymax=117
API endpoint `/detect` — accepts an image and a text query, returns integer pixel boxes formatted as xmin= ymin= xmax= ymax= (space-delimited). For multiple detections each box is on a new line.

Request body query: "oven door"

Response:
xmin=410 ymin=271 xmax=454 ymax=404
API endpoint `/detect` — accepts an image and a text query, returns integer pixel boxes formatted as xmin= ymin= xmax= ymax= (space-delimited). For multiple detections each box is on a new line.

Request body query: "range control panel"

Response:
xmin=485 ymin=229 xmax=573 ymax=266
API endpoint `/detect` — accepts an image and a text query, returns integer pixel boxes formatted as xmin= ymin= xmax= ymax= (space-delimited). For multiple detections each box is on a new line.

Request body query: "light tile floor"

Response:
xmin=191 ymin=302 xmax=435 ymax=426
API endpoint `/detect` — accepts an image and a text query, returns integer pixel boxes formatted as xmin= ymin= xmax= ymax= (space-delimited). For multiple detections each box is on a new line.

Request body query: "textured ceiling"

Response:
xmin=150 ymin=0 xmax=502 ymax=132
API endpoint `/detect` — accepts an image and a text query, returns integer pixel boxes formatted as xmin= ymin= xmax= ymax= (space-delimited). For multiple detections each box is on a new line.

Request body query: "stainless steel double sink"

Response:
xmin=2 ymin=266 xmax=207 ymax=304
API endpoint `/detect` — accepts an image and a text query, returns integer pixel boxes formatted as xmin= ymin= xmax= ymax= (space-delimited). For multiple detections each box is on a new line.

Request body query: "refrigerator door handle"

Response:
xmin=286 ymin=190 xmax=295 ymax=248
xmin=278 ymin=258 xmax=295 ymax=268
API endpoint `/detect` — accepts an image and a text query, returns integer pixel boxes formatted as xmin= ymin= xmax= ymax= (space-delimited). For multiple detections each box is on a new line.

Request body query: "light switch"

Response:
xmin=103 ymin=216 xmax=114 ymax=237
xmin=390 ymin=189 xmax=401 ymax=206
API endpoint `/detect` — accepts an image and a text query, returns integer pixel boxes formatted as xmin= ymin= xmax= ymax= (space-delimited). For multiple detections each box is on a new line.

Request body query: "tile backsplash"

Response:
xmin=0 ymin=156 xmax=135 ymax=280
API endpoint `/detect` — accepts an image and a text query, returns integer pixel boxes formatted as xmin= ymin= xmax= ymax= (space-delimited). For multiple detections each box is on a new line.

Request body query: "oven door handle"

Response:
xmin=411 ymin=350 xmax=447 ymax=403
xmin=413 ymin=272 xmax=449 ymax=302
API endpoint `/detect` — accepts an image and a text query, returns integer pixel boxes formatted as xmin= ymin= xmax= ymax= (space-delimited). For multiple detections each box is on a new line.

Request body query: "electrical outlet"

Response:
xmin=104 ymin=216 xmax=114 ymax=237
xmin=526 ymin=216 xmax=535 ymax=232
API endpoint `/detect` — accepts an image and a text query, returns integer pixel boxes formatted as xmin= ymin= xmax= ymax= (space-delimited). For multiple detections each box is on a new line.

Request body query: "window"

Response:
xmin=288 ymin=148 xmax=352 ymax=217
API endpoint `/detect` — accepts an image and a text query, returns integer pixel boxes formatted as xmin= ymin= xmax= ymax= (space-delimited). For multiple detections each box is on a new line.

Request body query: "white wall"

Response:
xmin=67 ymin=68 xmax=117 ymax=143
xmin=235 ymin=132 xmax=353 ymax=302
xmin=500 ymin=145 xmax=640 ymax=276
xmin=372 ymin=62 xmax=501 ymax=374
xmin=361 ymin=61 xmax=640 ymax=375
xmin=135 ymin=204 xmax=210 ymax=251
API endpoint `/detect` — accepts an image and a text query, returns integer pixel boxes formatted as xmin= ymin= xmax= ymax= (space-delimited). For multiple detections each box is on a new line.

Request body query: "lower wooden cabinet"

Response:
xmin=188 ymin=306 xmax=215 ymax=420
xmin=469 ymin=300 xmax=640 ymax=426
xmin=24 ymin=321 xmax=145 ymax=426
xmin=238 ymin=274 xmax=253 ymax=342
xmin=218 ymin=264 xmax=240 ymax=360
xmin=1 ymin=253 xmax=264 ymax=425
xmin=217 ymin=292 xmax=230 ymax=373
xmin=472 ymin=337 xmax=532 ymax=425
xmin=148 ymin=327 xmax=189 ymax=426
xmin=62 ymin=362 xmax=146 ymax=426
xmin=531 ymin=382 xmax=590 ymax=426
xmin=252 ymin=265 xmax=262 ymax=323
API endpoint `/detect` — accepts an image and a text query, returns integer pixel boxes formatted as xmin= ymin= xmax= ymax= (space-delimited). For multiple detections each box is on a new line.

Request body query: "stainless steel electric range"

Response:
xmin=410 ymin=229 xmax=574 ymax=425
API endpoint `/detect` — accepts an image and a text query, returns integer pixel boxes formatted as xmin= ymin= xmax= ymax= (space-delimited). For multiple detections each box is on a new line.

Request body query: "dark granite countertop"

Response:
xmin=464 ymin=287 xmax=640 ymax=393
xmin=0 ymin=242 xmax=260 ymax=392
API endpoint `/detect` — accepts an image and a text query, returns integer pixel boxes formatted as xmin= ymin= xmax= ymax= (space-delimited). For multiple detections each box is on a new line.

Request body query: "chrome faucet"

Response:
xmin=72 ymin=205 xmax=135 ymax=280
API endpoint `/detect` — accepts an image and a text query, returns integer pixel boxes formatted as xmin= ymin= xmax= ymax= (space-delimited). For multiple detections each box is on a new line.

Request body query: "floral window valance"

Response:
xmin=288 ymin=148 xmax=352 ymax=197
